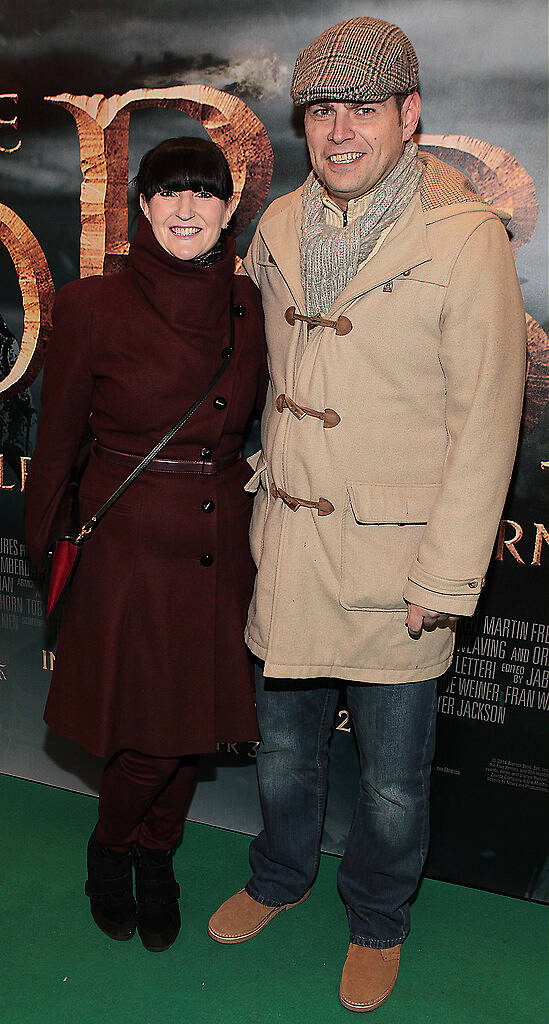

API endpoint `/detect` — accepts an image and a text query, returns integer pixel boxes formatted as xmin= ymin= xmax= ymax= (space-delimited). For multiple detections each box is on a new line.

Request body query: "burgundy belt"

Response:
xmin=94 ymin=443 xmax=241 ymax=476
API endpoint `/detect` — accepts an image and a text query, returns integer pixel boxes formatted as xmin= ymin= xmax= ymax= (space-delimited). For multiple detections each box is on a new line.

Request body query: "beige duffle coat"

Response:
xmin=243 ymin=153 xmax=526 ymax=683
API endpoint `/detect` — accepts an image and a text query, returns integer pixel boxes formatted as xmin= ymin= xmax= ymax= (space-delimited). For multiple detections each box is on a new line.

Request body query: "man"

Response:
xmin=208 ymin=16 xmax=526 ymax=1013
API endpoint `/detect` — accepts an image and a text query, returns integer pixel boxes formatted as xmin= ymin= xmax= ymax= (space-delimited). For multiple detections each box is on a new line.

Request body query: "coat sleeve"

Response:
xmin=403 ymin=215 xmax=526 ymax=616
xmin=250 ymin=287 xmax=268 ymax=417
xmin=242 ymin=232 xmax=268 ymax=414
xmin=242 ymin=224 xmax=261 ymax=288
xmin=24 ymin=282 xmax=94 ymax=567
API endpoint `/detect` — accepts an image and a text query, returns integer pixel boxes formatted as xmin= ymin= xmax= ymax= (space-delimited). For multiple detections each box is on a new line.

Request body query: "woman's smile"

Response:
xmin=170 ymin=225 xmax=201 ymax=236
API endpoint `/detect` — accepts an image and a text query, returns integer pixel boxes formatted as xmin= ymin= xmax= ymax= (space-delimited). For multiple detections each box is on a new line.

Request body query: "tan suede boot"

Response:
xmin=208 ymin=888 xmax=309 ymax=944
xmin=339 ymin=942 xmax=401 ymax=1012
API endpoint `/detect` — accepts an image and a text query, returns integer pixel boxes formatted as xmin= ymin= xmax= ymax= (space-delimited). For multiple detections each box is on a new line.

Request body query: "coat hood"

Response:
xmin=418 ymin=150 xmax=511 ymax=225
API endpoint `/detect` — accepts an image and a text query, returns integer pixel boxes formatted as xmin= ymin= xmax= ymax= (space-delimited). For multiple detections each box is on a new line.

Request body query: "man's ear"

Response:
xmin=401 ymin=91 xmax=421 ymax=141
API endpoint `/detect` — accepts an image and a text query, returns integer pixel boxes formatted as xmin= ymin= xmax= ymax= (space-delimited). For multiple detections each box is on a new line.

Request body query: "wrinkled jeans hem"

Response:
xmin=349 ymin=931 xmax=409 ymax=950
xmin=245 ymin=881 xmax=308 ymax=909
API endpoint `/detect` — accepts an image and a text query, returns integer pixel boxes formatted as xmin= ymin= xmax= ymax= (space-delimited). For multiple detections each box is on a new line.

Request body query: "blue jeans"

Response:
xmin=246 ymin=672 xmax=437 ymax=948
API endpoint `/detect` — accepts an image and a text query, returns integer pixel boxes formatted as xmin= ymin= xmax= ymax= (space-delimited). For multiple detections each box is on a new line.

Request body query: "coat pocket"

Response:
xmin=244 ymin=450 xmax=270 ymax=567
xmin=339 ymin=482 xmax=440 ymax=612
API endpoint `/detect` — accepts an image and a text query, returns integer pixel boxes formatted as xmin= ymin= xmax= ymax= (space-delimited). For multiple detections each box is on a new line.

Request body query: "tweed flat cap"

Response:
xmin=290 ymin=17 xmax=419 ymax=104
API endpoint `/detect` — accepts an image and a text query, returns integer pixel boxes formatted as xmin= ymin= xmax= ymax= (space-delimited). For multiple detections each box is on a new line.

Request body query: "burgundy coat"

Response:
xmin=25 ymin=218 xmax=266 ymax=757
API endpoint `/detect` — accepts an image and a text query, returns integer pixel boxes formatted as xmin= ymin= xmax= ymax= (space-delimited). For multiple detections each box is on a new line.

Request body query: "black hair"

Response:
xmin=136 ymin=136 xmax=234 ymax=203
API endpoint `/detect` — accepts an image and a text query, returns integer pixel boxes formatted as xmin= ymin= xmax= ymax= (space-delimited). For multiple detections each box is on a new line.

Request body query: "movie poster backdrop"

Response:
xmin=0 ymin=1 xmax=547 ymax=901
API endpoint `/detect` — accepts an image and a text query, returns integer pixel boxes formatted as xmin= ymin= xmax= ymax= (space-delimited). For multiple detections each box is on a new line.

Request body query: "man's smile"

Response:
xmin=327 ymin=152 xmax=364 ymax=164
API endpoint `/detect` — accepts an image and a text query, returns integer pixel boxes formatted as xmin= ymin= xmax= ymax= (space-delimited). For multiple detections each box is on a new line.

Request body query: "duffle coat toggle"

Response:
xmin=284 ymin=306 xmax=352 ymax=336
xmin=270 ymin=482 xmax=334 ymax=517
xmin=275 ymin=393 xmax=341 ymax=428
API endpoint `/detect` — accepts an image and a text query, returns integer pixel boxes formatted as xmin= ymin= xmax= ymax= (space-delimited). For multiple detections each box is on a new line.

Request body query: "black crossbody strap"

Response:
xmin=75 ymin=296 xmax=235 ymax=544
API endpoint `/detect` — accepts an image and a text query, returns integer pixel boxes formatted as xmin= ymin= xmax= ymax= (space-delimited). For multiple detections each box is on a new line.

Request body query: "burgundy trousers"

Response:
xmin=95 ymin=749 xmax=199 ymax=851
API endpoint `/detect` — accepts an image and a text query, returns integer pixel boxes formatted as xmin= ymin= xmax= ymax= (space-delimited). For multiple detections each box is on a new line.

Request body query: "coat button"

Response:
xmin=221 ymin=346 xmax=231 ymax=359
xmin=335 ymin=315 xmax=352 ymax=335
xmin=200 ymin=446 xmax=213 ymax=460
xmin=200 ymin=553 xmax=214 ymax=566
xmin=213 ymin=396 xmax=227 ymax=410
xmin=202 ymin=500 xmax=215 ymax=513
xmin=234 ymin=304 xmax=246 ymax=317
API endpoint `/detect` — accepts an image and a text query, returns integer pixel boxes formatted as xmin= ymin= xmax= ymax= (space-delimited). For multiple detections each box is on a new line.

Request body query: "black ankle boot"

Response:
xmin=85 ymin=830 xmax=136 ymax=941
xmin=134 ymin=845 xmax=181 ymax=952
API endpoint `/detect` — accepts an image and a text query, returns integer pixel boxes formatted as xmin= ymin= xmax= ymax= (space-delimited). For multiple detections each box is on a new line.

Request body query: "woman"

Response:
xmin=25 ymin=137 xmax=266 ymax=952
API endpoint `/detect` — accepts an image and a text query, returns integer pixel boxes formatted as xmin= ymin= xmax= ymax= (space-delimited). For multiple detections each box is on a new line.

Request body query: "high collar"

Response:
xmin=321 ymin=188 xmax=373 ymax=225
xmin=129 ymin=215 xmax=236 ymax=333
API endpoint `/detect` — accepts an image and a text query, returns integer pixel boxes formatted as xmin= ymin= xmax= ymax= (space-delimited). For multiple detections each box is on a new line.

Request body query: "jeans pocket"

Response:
xmin=339 ymin=481 xmax=439 ymax=612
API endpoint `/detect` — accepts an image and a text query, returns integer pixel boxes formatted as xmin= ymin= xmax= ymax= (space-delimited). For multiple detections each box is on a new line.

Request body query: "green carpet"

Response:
xmin=1 ymin=773 xmax=546 ymax=1024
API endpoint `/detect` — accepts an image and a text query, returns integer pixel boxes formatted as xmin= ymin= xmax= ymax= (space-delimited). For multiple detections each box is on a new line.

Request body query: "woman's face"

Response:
xmin=140 ymin=188 xmax=235 ymax=260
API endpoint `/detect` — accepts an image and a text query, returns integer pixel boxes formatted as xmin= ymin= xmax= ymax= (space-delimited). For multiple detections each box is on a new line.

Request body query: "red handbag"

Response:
xmin=44 ymin=300 xmax=235 ymax=617
xmin=46 ymin=534 xmax=85 ymax=616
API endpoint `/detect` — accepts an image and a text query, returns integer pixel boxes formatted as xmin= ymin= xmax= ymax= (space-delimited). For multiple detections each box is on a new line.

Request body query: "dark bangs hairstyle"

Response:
xmin=136 ymin=137 xmax=234 ymax=203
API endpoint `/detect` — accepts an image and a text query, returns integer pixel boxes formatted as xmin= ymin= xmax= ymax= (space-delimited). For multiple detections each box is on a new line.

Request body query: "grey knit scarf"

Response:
xmin=301 ymin=139 xmax=423 ymax=316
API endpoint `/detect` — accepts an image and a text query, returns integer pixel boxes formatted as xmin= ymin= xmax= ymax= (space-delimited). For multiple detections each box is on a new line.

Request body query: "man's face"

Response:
xmin=303 ymin=93 xmax=421 ymax=209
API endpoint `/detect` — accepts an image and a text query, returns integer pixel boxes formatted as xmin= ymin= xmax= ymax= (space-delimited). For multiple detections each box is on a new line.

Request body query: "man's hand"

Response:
xmin=405 ymin=603 xmax=458 ymax=639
